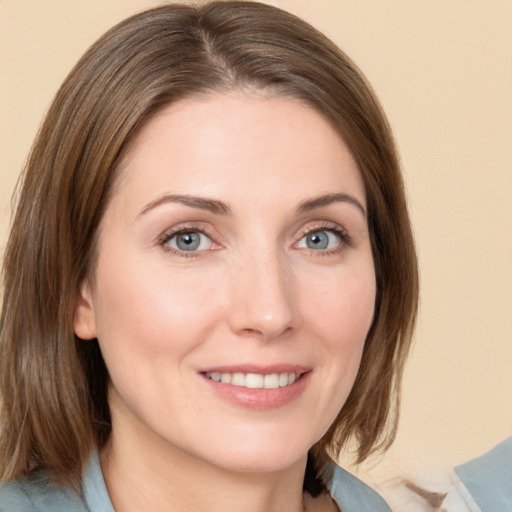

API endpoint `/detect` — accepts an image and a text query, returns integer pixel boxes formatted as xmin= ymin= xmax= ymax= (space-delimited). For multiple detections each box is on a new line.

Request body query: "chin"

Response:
xmin=211 ymin=450 xmax=307 ymax=475
xmin=192 ymin=430 xmax=316 ymax=475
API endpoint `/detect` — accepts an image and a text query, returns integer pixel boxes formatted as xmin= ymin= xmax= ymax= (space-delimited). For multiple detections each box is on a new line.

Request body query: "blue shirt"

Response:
xmin=454 ymin=437 xmax=512 ymax=512
xmin=0 ymin=451 xmax=391 ymax=511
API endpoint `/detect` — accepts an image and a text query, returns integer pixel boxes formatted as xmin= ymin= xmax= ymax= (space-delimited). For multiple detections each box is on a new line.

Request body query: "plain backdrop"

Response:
xmin=1 ymin=0 xmax=511 ymax=487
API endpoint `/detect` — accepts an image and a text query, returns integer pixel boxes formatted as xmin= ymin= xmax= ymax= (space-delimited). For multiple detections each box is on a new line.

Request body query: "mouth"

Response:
xmin=204 ymin=371 xmax=299 ymax=389
xmin=199 ymin=366 xmax=311 ymax=409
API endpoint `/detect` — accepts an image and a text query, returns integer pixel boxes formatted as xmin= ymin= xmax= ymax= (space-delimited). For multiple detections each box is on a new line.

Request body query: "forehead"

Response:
xmin=112 ymin=92 xmax=366 ymax=211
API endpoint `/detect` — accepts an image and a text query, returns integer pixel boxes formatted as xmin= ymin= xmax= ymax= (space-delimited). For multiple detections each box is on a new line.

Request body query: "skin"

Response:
xmin=74 ymin=92 xmax=376 ymax=512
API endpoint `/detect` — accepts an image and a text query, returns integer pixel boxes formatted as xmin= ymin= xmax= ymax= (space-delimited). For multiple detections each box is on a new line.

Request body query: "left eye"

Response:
xmin=165 ymin=231 xmax=213 ymax=252
xmin=297 ymin=230 xmax=341 ymax=250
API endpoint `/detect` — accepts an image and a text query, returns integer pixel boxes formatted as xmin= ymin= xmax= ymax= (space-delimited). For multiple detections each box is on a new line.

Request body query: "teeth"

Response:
xmin=205 ymin=371 xmax=299 ymax=389
xmin=263 ymin=374 xmax=279 ymax=389
xmin=231 ymin=373 xmax=245 ymax=386
xmin=209 ymin=372 xmax=221 ymax=382
xmin=220 ymin=373 xmax=231 ymax=384
xmin=246 ymin=373 xmax=263 ymax=388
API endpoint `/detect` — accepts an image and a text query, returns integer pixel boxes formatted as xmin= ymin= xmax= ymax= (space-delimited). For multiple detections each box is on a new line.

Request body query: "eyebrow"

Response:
xmin=296 ymin=193 xmax=367 ymax=217
xmin=138 ymin=192 xmax=366 ymax=219
xmin=138 ymin=194 xmax=232 ymax=217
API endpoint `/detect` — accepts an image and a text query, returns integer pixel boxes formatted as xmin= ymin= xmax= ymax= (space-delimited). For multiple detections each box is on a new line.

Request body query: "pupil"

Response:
xmin=177 ymin=232 xmax=200 ymax=250
xmin=307 ymin=231 xmax=328 ymax=249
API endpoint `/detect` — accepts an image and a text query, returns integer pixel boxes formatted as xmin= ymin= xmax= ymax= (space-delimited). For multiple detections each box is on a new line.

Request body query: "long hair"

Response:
xmin=0 ymin=1 xmax=418 ymax=492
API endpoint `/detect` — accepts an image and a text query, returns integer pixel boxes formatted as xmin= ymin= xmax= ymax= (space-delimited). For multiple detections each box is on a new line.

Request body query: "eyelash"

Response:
xmin=158 ymin=223 xmax=216 ymax=258
xmin=158 ymin=222 xmax=352 ymax=258
xmin=296 ymin=223 xmax=353 ymax=255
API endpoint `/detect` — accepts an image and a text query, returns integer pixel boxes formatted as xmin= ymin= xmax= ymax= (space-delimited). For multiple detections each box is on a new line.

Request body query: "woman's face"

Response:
xmin=75 ymin=93 xmax=376 ymax=473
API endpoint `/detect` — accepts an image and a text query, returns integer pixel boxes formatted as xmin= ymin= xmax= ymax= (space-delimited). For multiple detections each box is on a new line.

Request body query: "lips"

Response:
xmin=200 ymin=365 xmax=311 ymax=409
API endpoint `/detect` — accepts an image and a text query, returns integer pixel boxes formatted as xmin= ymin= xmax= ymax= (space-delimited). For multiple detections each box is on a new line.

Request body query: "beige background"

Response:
xmin=1 ymin=0 xmax=511 ymax=486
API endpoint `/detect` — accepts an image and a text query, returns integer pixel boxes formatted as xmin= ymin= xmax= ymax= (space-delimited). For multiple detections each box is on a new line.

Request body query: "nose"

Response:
xmin=227 ymin=250 xmax=297 ymax=341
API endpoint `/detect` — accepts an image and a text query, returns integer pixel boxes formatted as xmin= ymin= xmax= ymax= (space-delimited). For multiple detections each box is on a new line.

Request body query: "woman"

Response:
xmin=0 ymin=2 xmax=418 ymax=511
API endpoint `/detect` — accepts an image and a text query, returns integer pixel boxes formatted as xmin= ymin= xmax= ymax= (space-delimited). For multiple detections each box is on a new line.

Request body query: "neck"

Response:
xmin=101 ymin=438 xmax=310 ymax=512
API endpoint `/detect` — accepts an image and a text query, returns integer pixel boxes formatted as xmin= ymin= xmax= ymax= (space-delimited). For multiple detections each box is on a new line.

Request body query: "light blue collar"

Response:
xmin=81 ymin=450 xmax=391 ymax=511
xmin=455 ymin=437 xmax=512 ymax=512
xmin=82 ymin=451 xmax=115 ymax=512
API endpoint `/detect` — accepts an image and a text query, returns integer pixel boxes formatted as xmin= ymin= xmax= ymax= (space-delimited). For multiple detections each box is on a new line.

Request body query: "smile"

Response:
xmin=204 ymin=372 xmax=298 ymax=389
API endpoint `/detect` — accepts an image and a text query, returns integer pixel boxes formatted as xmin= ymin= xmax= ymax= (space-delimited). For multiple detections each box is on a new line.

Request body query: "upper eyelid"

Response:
xmin=296 ymin=221 xmax=349 ymax=237
xmin=160 ymin=221 xmax=212 ymax=234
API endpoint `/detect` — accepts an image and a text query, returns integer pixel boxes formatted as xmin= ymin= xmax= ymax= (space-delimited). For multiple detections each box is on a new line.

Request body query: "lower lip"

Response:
xmin=201 ymin=372 xmax=311 ymax=410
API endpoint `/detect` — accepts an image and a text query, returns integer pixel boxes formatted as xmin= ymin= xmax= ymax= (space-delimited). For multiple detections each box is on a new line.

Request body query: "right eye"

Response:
xmin=297 ymin=229 xmax=341 ymax=251
xmin=163 ymin=230 xmax=214 ymax=253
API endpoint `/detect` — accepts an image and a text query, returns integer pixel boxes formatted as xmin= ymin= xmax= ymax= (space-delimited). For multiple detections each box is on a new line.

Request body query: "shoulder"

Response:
xmin=454 ymin=437 xmax=512 ymax=512
xmin=326 ymin=462 xmax=391 ymax=511
xmin=0 ymin=471 xmax=85 ymax=512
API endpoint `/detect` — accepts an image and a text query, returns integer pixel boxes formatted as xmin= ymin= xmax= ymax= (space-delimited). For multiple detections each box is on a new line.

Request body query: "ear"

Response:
xmin=74 ymin=280 xmax=97 ymax=340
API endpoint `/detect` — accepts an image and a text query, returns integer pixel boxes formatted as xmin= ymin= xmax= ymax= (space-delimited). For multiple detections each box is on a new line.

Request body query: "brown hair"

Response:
xmin=0 ymin=0 xmax=418 ymax=494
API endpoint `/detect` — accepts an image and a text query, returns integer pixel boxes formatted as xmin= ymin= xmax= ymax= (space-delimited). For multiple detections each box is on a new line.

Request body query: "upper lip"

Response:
xmin=199 ymin=364 xmax=311 ymax=375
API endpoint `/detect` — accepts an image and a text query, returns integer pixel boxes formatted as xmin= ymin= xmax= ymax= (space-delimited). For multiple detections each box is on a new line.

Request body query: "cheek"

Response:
xmin=303 ymin=265 xmax=376 ymax=351
xmin=92 ymin=251 xmax=224 ymax=358
xmin=295 ymin=263 xmax=376 ymax=436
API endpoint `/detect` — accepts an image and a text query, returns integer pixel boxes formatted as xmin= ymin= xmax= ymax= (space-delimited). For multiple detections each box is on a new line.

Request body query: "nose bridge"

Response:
xmin=228 ymin=243 xmax=296 ymax=340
